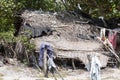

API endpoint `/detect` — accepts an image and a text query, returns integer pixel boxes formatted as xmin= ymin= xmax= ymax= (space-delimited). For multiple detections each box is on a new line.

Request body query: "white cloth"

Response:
xmin=47 ymin=58 xmax=56 ymax=70
xmin=90 ymin=56 xmax=101 ymax=80
xmin=100 ymin=28 xmax=106 ymax=41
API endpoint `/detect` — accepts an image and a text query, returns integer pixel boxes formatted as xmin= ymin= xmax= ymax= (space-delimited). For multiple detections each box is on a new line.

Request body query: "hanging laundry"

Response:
xmin=108 ymin=31 xmax=117 ymax=49
xmin=100 ymin=28 xmax=106 ymax=41
xmin=39 ymin=42 xmax=64 ymax=80
xmin=47 ymin=57 xmax=56 ymax=70
xmin=90 ymin=55 xmax=101 ymax=80
xmin=38 ymin=42 xmax=53 ymax=67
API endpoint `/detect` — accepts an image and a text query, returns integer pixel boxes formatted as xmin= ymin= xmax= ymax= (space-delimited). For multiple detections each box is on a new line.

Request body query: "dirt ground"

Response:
xmin=0 ymin=63 xmax=120 ymax=80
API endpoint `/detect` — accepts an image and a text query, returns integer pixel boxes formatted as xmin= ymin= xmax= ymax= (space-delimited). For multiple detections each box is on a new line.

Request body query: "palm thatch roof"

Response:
xmin=20 ymin=10 xmax=109 ymax=67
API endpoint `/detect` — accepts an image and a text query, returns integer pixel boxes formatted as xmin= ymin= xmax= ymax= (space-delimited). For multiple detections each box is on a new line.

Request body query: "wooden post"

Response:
xmin=43 ymin=49 xmax=47 ymax=76
xmin=72 ymin=59 xmax=76 ymax=70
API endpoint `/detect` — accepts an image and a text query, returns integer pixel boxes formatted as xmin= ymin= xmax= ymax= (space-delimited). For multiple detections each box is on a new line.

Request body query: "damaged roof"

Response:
xmin=20 ymin=10 xmax=109 ymax=67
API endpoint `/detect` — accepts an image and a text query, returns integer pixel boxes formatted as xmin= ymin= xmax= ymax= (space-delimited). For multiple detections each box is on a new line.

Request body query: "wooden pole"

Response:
xmin=72 ymin=59 xmax=76 ymax=70
xmin=43 ymin=49 xmax=47 ymax=77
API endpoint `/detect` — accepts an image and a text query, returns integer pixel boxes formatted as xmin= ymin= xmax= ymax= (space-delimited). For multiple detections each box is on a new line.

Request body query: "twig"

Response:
xmin=55 ymin=68 xmax=64 ymax=80
xmin=32 ymin=53 xmax=41 ymax=72
xmin=10 ymin=46 xmax=17 ymax=58
xmin=24 ymin=47 xmax=30 ymax=64
xmin=98 ymin=38 xmax=120 ymax=63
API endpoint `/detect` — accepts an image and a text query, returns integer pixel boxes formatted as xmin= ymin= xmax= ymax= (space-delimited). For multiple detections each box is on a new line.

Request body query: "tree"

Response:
xmin=62 ymin=0 xmax=120 ymax=18
xmin=0 ymin=0 xmax=23 ymax=32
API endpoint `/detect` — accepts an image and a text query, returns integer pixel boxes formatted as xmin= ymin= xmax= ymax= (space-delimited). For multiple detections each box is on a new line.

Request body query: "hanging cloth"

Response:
xmin=38 ymin=42 xmax=53 ymax=67
xmin=90 ymin=56 xmax=101 ymax=80
xmin=100 ymin=28 xmax=106 ymax=41
xmin=108 ymin=31 xmax=117 ymax=49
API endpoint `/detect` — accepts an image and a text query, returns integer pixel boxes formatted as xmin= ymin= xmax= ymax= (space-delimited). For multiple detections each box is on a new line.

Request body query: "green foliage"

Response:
xmin=0 ymin=0 xmax=25 ymax=55
xmin=0 ymin=0 xmax=35 ymax=56
xmin=62 ymin=0 xmax=120 ymax=18
xmin=21 ymin=35 xmax=35 ymax=52
xmin=16 ymin=0 xmax=63 ymax=11
xmin=0 ymin=31 xmax=14 ymax=43
xmin=13 ymin=35 xmax=35 ymax=52
xmin=39 ymin=0 xmax=56 ymax=11
xmin=0 ymin=0 xmax=24 ymax=32
xmin=107 ymin=0 xmax=120 ymax=18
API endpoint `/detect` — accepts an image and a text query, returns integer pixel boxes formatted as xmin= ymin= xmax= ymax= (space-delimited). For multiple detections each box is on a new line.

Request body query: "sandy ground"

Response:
xmin=0 ymin=64 xmax=120 ymax=80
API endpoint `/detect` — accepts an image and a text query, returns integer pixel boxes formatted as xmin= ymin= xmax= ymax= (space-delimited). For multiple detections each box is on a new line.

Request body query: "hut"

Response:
xmin=15 ymin=10 xmax=110 ymax=68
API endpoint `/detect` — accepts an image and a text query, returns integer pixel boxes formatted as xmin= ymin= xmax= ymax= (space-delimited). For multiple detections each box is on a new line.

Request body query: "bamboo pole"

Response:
xmin=43 ymin=49 xmax=47 ymax=77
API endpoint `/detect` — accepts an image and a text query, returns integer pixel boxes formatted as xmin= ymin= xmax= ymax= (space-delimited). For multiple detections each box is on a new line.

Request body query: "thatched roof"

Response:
xmin=33 ymin=37 xmax=103 ymax=51
xmin=30 ymin=36 xmax=108 ymax=67
xmin=21 ymin=10 xmax=109 ymax=67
